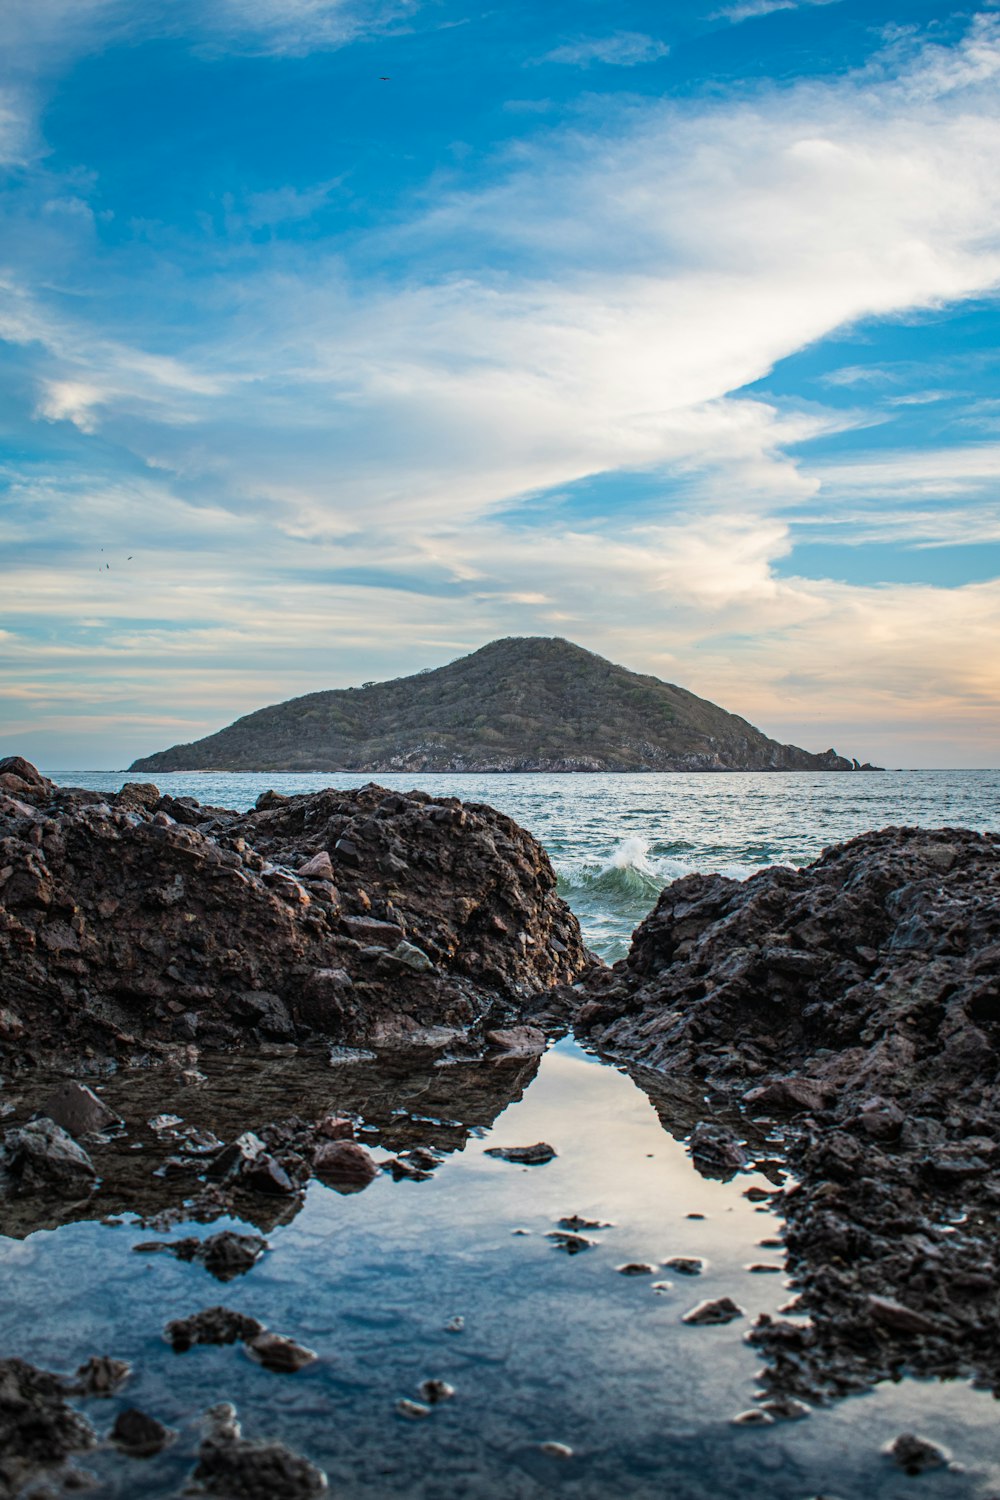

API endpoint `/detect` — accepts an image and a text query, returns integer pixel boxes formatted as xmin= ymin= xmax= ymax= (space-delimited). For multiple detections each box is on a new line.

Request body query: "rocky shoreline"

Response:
xmin=572 ymin=824 xmax=1000 ymax=1403
xmin=2 ymin=759 xmax=999 ymax=1495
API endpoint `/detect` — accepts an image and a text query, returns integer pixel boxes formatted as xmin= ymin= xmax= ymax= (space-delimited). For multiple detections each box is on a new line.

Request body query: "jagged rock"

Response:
xmin=743 ymin=1078 xmax=833 ymax=1114
xmin=0 ymin=1118 xmax=97 ymax=1196
xmin=0 ymin=761 xmax=587 ymax=1069
xmin=165 ymin=1307 xmax=264 ymax=1351
xmin=579 ymin=825 xmax=1000 ymax=1401
xmin=74 ymin=1355 xmax=131 ymax=1395
xmin=418 ymin=1379 xmax=454 ymax=1404
xmin=37 ymin=1081 xmax=121 ymax=1139
xmin=663 ymin=1257 xmax=706 ymax=1276
xmin=687 ymin=1122 xmax=746 ymax=1178
xmin=297 ymin=850 xmax=334 ymax=881
xmin=485 ymin=1025 xmax=547 ymax=1055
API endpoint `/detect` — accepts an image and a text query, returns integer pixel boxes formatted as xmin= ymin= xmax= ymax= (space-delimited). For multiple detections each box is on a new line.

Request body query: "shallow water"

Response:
xmin=46 ymin=768 xmax=1000 ymax=959
xmin=2 ymin=1043 xmax=999 ymax=1498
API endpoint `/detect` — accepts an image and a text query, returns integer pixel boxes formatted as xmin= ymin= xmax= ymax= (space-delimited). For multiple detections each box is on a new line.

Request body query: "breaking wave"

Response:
xmin=555 ymin=835 xmax=768 ymax=961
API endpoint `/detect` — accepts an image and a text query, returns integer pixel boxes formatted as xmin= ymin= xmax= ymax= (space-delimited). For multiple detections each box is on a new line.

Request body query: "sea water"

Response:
xmin=2 ymin=768 xmax=996 ymax=1497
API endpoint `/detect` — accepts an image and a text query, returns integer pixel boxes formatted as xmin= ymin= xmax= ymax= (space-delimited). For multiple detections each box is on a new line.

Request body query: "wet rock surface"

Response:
xmin=0 ymin=1048 xmax=543 ymax=1240
xmin=0 ymin=761 xmax=586 ymax=1072
xmin=193 ymin=1403 xmax=327 ymax=1498
xmin=0 ymin=1357 xmax=96 ymax=1498
xmin=577 ymin=825 xmax=1000 ymax=1400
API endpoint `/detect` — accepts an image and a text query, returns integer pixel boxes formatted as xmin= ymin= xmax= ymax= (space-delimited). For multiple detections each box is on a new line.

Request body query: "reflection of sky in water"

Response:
xmin=1 ymin=1042 xmax=998 ymax=1498
xmin=52 ymin=769 xmax=1000 ymax=961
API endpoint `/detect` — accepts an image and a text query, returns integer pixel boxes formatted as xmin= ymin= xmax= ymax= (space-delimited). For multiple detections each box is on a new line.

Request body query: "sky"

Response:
xmin=2 ymin=0 xmax=1000 ymax=769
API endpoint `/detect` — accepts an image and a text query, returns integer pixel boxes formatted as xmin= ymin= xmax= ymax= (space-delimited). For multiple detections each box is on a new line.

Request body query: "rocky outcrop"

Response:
xmin=0 ymin=761 xmax=586 ymax=1071
xmin=575 ymin=826 xmax=1000 ymax=1399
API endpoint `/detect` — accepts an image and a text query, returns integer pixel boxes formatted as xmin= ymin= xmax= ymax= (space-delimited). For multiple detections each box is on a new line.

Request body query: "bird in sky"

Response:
xmin=379 ymin=76 xmax=390 ymax=81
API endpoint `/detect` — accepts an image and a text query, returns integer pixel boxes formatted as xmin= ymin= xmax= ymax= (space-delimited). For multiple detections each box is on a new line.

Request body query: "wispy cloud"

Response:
xmin=715 ymin=0 xmax=840 ymax=26
xmin=537 ymin=32 xmax=669 ymax=68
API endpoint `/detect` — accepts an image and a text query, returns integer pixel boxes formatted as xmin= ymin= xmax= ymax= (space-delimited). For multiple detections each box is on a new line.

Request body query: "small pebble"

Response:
xmin=650 ymin=1280 xmax=674 ymax=1294
xmin=761 ymin=1397 xmax=810 ymax=1422
xmin=685 ymin=1213 xmax=706 ymax=1220
xmin=558 ymin=1215 xmax=611 ymax=1231
xmin=757 ymin=1237 xmax=783 ymax=1248
xmin=396 ymin=1399 xmax=431 ymax=1420
xmin=446 ymin=1316 xmax=465 ymax=1333
xmin=682 ymin=1297 xmax=744 ymax=1326
xmin=745 ymin=1263 xmax=783 ymax=1274
xmin=731 ymin=1408 xmax=774 ymax=1426
xmin=888 ymin=1433 xmax=949 ymax=1474
xmin=663 ymin=1256 xmax=706 ymax=1276
xmin=419 ymin=1379 xmax=455 ymax=1404
xmin=547 ymin=1232 xmax=595 ymax=1254
xmin=616 ymin=1262 xmax=656 ymax=1276
xmin=539 ymin=1441 xmax=573 ymax=1460
xmin=245 ymin=1332 xmax=317 ymax=1374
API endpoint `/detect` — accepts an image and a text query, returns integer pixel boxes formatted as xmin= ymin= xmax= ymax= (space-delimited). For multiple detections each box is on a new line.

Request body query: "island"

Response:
xmin=130 ymin=636 xmax=876 ymax=773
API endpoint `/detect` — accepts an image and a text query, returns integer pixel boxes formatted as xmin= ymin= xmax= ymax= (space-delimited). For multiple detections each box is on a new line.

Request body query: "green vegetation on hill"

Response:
xmin=130 ymin=637 xmax=864 ymax=773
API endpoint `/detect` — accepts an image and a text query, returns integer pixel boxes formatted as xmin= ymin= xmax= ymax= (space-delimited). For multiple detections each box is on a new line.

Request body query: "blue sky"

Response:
xmin=2 ymin=0 xmax=1000 ymax=767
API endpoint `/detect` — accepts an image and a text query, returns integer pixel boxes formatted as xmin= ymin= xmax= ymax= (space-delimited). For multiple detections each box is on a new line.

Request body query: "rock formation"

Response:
xmin=0 ymin=759 xmax=586 ymax=1071
xmin=574 ymin=826 xmax=1000 ymax=1399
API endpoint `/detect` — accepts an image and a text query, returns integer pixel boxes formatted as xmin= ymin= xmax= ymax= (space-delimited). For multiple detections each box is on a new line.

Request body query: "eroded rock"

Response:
xmin=0 ymin=762 xmax=588 ymax=1071
xmin=579 ymin=826 xmax=1000 ymax=1400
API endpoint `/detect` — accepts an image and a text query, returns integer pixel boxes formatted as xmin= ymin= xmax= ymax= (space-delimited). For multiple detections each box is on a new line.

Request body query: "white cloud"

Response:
xmin=538 ymin=33 xmax=669 ymax=68
xmin=715 ymin=0 xmax=840 ymax=26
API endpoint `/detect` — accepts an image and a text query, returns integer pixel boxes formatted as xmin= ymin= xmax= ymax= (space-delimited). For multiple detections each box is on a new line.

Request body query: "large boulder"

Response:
xmin=0 ymin=761 xmax=588 ymax=1067
xmin=0 ymin=1118 xmax=97 ymax=1197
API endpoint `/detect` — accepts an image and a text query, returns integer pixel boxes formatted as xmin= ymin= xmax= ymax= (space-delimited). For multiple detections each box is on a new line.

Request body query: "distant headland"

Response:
xmin=130 ymin=636 xmax=878 ymax=774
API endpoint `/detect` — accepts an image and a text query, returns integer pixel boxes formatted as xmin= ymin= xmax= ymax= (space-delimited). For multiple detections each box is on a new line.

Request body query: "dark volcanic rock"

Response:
xmin=166 ymin=1307 xmax=264 ymax=1351
xmin=0 ymin=1357 xmax=96 ymax=1497
xmin=0 ymin=760 xmax=586 ymax=1069
xmin=193 ymin=1403 xmax=327 ymax=1498
xmin=245 ymin=1332 xmax=317 ymax=1374
xmin=578 ymin=826 xmax=1000 ymax=1400
xmin=311 ymin=1139 xmax=378 ymax=1192
xmin=484 ymin=1141 xmax=556 ymax=1165
xmin=74 ymin=1355 xmax=131 ymax=1395
xmin=134 ymin=1231 xmax=268 ymax=1281
xmin=110 ymin=1407 xmax=173 ymax=1456
xmin=37 ymin=1080 xmax=120 ymax=1138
